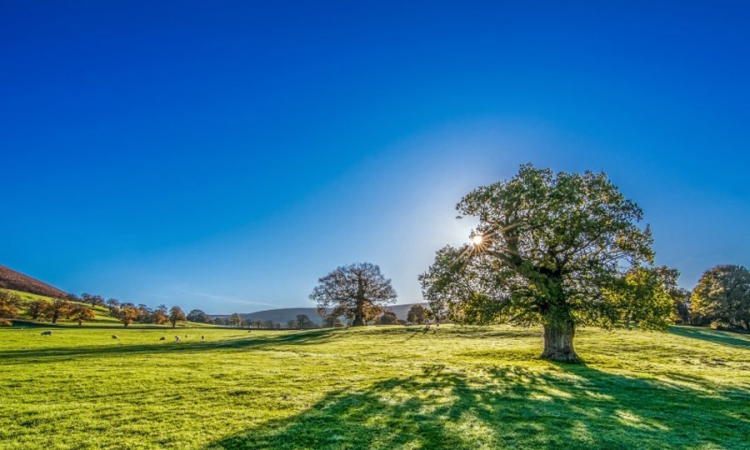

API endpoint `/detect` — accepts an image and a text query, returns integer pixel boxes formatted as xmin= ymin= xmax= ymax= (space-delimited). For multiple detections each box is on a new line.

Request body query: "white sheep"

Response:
xmin=112 ymin=335 xmax=119 ymax=339
xmin=175 ymin=336 xmax=181 ymax=342
xmin=41 ymin=330 xmax=52 ymax=336
xmin=159 ymin=336 xmax=166 ymax=341
xmin=201 ymin=335 xmax=205 ymax=340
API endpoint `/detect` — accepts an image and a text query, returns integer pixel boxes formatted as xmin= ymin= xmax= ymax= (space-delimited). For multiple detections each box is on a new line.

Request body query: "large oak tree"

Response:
xmin=311 ymin=262 xmax=397 ymax=326
xmin=420 ymin=164 xmax=671 ymax=362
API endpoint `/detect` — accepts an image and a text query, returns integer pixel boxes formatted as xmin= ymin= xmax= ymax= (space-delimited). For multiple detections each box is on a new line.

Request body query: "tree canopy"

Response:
xmin=420 ymin=164 xmax=671 ymax=362
xmin=691 ymin=265 xmax=750 ymax=330
xmin=311 ymin=262 xmax=397 ymax=326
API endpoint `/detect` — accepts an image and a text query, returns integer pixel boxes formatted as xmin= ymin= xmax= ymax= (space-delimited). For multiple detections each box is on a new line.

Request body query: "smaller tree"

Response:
xmin=69 ymin=304 xmax=96 ymax=326
xmin=26 ymin=299 xmax=47 ymax=320
xmin=119 ymin=306 xmax=139 ymax=327
xmin=691 ymin=265 xmax=750 ymax=330
xmin=0 ymin=290 xmax=21 ymax=320
xmin=43 ymin=298 xmax=72 ymax=324
xmin=229 ymin=313 xmax=243 ymax=328
xmin=264 ymin=319 xmax=276 ymax=329
xmin=286 ymin=319 xmax=298 ymax=329
xmin=169 ymin=306 xmax=187 ymax=328
xmin=376 ymin=311 xmax=398 ymax=325
xmin=187 ymin=309 xmax=210 ymax=323
xmin=151 ymin=305 xmax=169 ymax=325
xmin=407 ymin=305 xmax=430 ymax=325
xmin=311 ymin=262 xmax=398 ymax=327
xmin=106 ymin=298 xmax=120 ymax=309
xmin=296 ymin=314 xmax=315 ymax=329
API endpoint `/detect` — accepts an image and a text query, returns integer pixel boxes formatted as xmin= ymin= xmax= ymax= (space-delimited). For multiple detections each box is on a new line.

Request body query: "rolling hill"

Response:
xmin=0 ymin=264 xmax=67 ymax=298
xmin=211 ymin=302 xmax=430 ymax=325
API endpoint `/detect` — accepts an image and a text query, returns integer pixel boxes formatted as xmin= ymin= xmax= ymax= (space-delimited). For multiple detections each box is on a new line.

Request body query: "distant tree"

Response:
xmin=43 ymin=298 xmax=72 ymax=324
xmin=119 ymin=306 xmax=139 ymax=327
xmin=671 ymin=288 xmax=691 ymax=324
xmin=136 ymin=304 xmax=152 ymax=322
xmin=26 ymin=299 xmax=47 ymax=320
xmin=407 ymin=305 xmax=430 ymax=325
xmin=286 ymin=319 xmax=298 ymax=329
xmin=296 ymin=314 xmax=315 ymax=329
xmin=322 ymin=316 xmax=339 ymax=328
xmin=213 ymin=317 xmax=225 ymax=326
xmin=169 ymin=306 xmax=187 ymax=328
xmin=311 ymin=262 xmax=398 ymax=327
xmin=376 ymin=311 xmax=398 ymax=325
xmin=0 ymin=290 xmax=21 ymax=319
xmin=69 ymin=304 xmax=96 ymax=326
xmin=252 ymin=320 xmax=264 ymax=329
xmin=81 ymin=293 xmax=105 ymax=307
xmin=151 ymin=305 xmax=169 ymax=325
xmin=691 ymin=265 xmax=750 ymax=330
xmin=229 ymin=313 xmax=243 ymax=328
xmin=66 ymin=293 xmax=81 ymax=303
xmin=106 ymin=298 xmax=120 ymax=309
xmin=264 ymin=319 xmax=276 ymax=329
xmin=607 ymin=266 xmax=675 ymax=330
xmin=420 ymin=165 xmax=664 ymax=363
xmin=187 ymin=309 xmax=210 ymax=323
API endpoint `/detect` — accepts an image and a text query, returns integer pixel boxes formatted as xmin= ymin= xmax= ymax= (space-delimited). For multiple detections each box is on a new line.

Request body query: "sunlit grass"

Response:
xmin=0 ymin=325 xmax=748 ymax=449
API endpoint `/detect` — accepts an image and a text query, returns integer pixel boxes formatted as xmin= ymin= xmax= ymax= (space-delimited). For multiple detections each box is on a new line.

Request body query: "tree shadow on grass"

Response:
xmin=669 ymin=326 xmax=750 ymax=350
xmin=206 ymin=363 xmax=750 ymax=450
xmin=0 ymin=329 xmax=339 ymax=364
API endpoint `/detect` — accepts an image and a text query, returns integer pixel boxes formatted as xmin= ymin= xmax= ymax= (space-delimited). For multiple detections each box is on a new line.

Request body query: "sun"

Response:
xmin=471 ymin=235 xmax=483 ymax=246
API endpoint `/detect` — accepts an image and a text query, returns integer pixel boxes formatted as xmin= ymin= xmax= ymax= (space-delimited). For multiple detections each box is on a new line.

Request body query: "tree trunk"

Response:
xmin=352 ymin=314 xmax=364 ymax=326
xmin=541 ymin=321 xmax=581 ymax=363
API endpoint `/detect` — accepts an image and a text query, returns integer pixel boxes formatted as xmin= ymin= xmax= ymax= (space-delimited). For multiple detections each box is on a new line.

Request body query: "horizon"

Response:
xmin=2 ymin=2 xmax=749 ymax=314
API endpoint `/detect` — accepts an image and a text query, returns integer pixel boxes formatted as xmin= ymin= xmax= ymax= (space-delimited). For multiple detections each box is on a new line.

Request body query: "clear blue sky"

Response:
xmin=2 ymin=1 xmax=748 ymax=314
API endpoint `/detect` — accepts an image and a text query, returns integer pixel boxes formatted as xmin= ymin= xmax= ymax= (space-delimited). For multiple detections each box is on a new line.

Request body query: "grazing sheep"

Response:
xmin=248 ymin=330 xmax=252 ymax=333
xmin=159 ymin=336 xmax=166 ymax=341
xmin=185 ymin=334 xmax=189 ymax=338
xmin=201 ymin=335 xmax=205 ymax=340
xmin=41 ymin=330 xmax=52 ymax=336
xmin=112 ymin=335 xmax=119 ymax=339
xmin=175 ymin=336 xmax=181 ymax=342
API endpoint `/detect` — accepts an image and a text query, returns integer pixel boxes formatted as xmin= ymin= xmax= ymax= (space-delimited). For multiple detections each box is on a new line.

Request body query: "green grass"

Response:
xmin=0 ymin=325 xmax=748 ymax=449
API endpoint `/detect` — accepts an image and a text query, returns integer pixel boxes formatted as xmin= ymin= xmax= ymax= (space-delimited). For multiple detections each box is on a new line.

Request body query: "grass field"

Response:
xmin=1 ymin=325 xmax=749 ymax=449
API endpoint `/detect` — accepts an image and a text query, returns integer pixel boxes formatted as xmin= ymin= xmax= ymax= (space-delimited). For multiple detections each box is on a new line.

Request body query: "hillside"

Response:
xmin=0 ymin=264 xmax=67 ymax=298
xmin=212 ymin=302 xmax=430 ymax=325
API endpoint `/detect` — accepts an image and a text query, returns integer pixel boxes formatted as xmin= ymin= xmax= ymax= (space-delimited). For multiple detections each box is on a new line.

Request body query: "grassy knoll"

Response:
xmin=0 ymin=325 xmax=748 ymax=449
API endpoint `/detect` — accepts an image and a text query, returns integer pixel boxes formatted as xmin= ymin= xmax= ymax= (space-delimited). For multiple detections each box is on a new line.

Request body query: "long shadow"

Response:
xmin=0 ymin=329 xmax=338 ymax=364
xmin=669 ymin=326 xmax=750 ymax=350
xmin=206 ymin=363 xmax=750 ymax=450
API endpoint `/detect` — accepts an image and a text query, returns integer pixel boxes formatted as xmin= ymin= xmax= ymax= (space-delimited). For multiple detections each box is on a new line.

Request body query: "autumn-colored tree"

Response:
xmin=119 ymin=306 xmax=139 ymax=327
xmin=151 ymin=305 xmax=169 ymax=325
xmin=26 ymin=299 xmax=47 ymax=320
xmin=169 ymin=306 xmax=187 ymax=328
xmin=69 ymin=304 xmax=96 ymax=326
xmin=43 ymin=298 xmax=72 ymax=324
xmin=0 ymin=290 xmax=21 ymax=320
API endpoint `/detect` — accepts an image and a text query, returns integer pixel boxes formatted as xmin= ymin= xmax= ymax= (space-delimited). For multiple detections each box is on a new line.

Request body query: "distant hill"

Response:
xmin=0 ymin=264 xmax=67 ymax=298
xmin=211 ymin=302 xmax=430 ymax=325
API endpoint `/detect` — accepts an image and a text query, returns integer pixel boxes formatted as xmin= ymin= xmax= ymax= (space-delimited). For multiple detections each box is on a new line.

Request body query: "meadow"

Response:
xmin=1 ymin=324 xmax=749 ymax=449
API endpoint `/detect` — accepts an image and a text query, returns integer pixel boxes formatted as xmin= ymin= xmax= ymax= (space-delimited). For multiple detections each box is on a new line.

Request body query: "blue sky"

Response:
xmin=2 ymin=1 xmax=748 ymax=313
